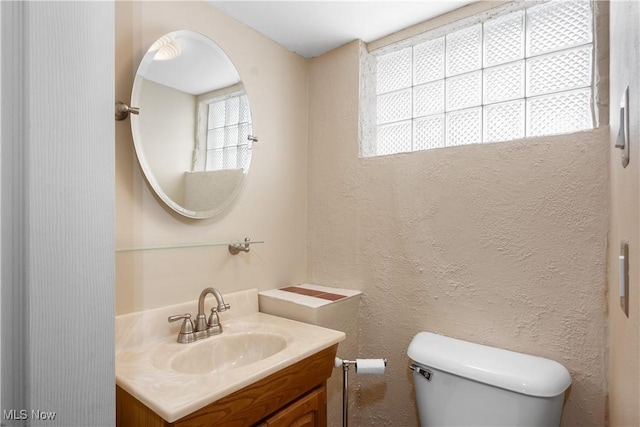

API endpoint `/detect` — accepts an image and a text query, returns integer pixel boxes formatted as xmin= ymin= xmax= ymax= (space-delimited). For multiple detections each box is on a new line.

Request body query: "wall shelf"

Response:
xmin=116 ymin=239 xmax=264 ymax=253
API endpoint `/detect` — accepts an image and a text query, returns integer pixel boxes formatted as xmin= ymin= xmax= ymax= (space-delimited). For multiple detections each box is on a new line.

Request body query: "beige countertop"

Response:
xmin=115 ymin=289 xmax=345 ymax=423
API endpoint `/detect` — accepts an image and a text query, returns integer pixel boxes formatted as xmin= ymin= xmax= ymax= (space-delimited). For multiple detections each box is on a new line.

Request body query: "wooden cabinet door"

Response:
xmin=259 ymin=385 xmax=327 ymax=427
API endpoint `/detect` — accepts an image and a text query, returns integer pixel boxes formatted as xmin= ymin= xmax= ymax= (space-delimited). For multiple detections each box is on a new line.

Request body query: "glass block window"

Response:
xmin=370 ymin=0 xmax=594 ymax=157
xmin=202 ymin=91 xmax=252 ymax=171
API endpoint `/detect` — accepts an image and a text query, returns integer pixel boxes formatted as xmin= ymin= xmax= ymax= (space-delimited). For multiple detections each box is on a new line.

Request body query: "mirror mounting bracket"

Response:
xmin=115 ymin=101 xmax=140 ymax=121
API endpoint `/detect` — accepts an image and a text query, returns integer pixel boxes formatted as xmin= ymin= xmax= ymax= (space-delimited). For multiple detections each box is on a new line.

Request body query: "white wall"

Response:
xmin=1 ymin=2 xmax=114 ymax=425
xmin=1 ymin=3 xmax=27 ymax=419
xmin=0 ymin=0 xmax=3 ymax=410
xmin=608 ymin=1 xmax=640 ymax=425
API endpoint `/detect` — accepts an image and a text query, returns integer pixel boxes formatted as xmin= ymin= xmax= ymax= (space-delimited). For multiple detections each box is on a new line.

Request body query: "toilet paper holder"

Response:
xmin=334 ymin=357 xmax=387 ymax=427
xmin=334 ymin=357 xmax=387 ymax=374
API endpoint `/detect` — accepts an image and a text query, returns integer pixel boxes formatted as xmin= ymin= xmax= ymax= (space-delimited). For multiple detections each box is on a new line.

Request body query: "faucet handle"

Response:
xmin=207 ymin=308 xmax=223 ymax=335
xmin=168 ymin=313 xmax=195 ymax=343
xmin=208 ymin=308 xmax=220 ymax=326
xmin=168 ymin=313 xmax=194 ymax=333
xmin=168 ymin=313 xmax=190 ymax=322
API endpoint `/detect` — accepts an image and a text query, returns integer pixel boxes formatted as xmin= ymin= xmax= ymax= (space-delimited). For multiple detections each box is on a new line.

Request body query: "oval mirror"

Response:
xmin=131 ymin=30 xmax=254 ymax=219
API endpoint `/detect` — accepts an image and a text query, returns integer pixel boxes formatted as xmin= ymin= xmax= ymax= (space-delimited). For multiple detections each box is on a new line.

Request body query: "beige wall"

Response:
xmin=136 ymin=78 xmax=194 ymax=206
xmin=114 ymin=1 xmax=640 ymax=425
xmin=608 ymin=1 xmax=640 ymax=426
xmin=308 ymin=27 xmax=609 ymax=427
xmin=115 ymin=1 xmax=309 ymax=314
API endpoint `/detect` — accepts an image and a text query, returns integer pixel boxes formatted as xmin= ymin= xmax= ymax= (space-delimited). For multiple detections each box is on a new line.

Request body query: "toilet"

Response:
xmin=407 ymin=332 xmax=572 ymax=427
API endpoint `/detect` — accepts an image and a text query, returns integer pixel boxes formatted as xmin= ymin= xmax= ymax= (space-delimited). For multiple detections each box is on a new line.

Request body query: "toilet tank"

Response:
xmin=407 ymin=332 xmax=571 ymax=427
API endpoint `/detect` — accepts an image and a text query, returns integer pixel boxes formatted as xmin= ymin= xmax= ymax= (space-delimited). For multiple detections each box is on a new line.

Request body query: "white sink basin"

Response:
xmin=115 ymin=290 xmax=345 ymax=423
xmin=165 ymin=331 xmax=288 ymax=375
xmin=142 ymin=323 xmax=293 ymax=376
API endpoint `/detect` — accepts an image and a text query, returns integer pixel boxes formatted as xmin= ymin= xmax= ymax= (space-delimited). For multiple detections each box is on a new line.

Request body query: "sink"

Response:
xmin=168 ymin=332 xmax=288 ymax=374
xmin=115 ymin=290 xmax=346 ymax=423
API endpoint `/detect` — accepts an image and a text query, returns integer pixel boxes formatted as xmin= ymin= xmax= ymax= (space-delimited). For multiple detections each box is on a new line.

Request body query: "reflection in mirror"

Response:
xmin=131 ymin=30 xmax=254 ymax=219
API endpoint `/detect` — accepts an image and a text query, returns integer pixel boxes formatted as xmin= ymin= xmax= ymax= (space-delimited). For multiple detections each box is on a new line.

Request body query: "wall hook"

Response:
xmin=115 ymin=101 xmax=140 ymax=121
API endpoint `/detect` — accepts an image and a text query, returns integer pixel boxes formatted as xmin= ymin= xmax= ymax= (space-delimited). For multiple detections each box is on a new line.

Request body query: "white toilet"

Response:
xmin=408 ymin=332 xmax=572 ymax=427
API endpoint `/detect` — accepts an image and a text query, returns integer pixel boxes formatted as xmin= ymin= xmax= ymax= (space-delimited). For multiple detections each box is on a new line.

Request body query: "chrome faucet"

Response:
xmin=168 ymin=287 xmax=231 ymax=343
xmin=195 ymin=287 xmax=230 ymax=334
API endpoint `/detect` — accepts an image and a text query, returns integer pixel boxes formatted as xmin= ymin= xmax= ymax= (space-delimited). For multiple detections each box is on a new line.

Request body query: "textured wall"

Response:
xmin=308 ymin=39 xmax=609 ymax=426
xmin=115 ymin=1 xmax=309 ymax=314
xmin=608 ymin=1 xmax=640 ymax=425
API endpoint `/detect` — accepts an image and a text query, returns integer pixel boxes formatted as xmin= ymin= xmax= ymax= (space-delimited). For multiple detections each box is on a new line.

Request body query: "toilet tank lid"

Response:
xmin=407 ymin=332 xmax=571 ymax=397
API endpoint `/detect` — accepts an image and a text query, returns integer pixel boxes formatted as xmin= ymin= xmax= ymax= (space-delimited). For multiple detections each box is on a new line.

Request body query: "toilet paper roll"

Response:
xmin=355 ymin=358 xmax=386 ymax=375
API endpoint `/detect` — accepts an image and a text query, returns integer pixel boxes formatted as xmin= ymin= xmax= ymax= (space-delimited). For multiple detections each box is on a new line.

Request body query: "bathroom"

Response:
xmin=1 ymin=0 xmax=638 ymax=426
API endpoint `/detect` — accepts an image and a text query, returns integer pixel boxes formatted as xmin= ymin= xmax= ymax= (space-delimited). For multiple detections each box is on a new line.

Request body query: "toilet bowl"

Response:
xmin=407 ymin=332 xmax=571 ymax=427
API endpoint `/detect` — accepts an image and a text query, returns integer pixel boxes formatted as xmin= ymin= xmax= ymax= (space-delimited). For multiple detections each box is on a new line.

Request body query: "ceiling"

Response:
xmin=209 ymin=1 xmax=477 ymax=59
xmin=141 ymin=30 xmax=241 ymax=95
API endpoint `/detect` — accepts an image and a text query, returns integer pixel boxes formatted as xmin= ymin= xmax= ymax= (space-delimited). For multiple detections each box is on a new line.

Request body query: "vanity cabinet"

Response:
xmin=258 ymin=385 xmax=326 ymax=427
xmin=116 ymin=344 xmax=337 ymax=427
